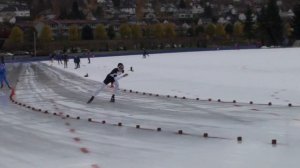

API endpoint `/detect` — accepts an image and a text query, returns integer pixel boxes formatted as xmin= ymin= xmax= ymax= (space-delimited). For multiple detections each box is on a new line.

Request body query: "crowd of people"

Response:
xmin=50 ymin=52 xmax=94 ymax=69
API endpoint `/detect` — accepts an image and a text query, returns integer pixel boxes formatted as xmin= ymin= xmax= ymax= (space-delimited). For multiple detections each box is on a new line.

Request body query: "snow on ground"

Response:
xmin=48 ymin=48 xmax=300 ymax=105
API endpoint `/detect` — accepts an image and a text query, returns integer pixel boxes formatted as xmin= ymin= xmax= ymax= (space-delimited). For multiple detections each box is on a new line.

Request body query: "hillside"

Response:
xmin=8 ymin=0 xmax=300 ymax=19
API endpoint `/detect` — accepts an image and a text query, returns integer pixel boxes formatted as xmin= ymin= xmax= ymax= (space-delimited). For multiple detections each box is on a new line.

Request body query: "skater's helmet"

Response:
xmin=118 ymin=63 xmax=124 ymax=70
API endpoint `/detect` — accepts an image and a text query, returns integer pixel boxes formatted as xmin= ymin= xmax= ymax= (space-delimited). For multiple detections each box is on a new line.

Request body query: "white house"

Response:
xmin=120 ymin=7 xmax=136 ymax=15
xmin=15 ymin=5 xmax=30 ymax=17
xmin=192 ymin=5 xmax=204 ymax=14
xmin=160 ymin=4 xmax=177 ymax=13
xmin=238 ymin=13 xmax=246 ymax=21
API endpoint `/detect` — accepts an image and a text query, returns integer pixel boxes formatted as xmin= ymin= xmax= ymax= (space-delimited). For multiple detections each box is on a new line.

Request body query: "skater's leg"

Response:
xmin=3 ymin=75 xmax=11 ymax=89
xmin=113 ymin=80 xmax=119 ymax=95
xmin=87 ymin=83 xmax=106 ymax=104
xmin=93 ymin=83 xmax=106 ymax=97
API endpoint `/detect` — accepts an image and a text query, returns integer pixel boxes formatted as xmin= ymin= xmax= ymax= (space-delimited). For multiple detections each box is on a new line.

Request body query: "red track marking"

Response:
xmin=80 ymin=147 xmax=90 ymax=153
xmin=91 ymin=164 xmax=100 ymax=168
xmin=234 ymin=105 xmax=242 ymax=107
xmin=73 ymin=137 xmax=81 ymax=142
xmin=70 ymin=129 xmax=76 ymax=133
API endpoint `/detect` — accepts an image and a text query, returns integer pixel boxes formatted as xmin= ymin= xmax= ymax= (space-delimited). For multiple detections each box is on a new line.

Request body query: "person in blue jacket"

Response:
xmin=0 ymin=56 xmax=11 ymax=89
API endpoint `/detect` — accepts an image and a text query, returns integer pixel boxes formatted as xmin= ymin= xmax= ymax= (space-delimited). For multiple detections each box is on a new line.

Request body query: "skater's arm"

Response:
xmin=114 ymin=73 xmax=128 ymax=80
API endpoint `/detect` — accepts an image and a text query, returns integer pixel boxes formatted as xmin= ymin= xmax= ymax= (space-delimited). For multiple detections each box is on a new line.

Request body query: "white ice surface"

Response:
xmin=48 ymin=48 xmax=300 ymax=105
xmin=1 ymin=48 xmax=300 ymax=168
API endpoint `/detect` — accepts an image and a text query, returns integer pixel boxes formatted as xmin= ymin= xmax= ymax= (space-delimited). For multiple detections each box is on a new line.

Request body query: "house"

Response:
xmin=192 ymin=5 xmax=204 ymax=14
xmin=175 ymin=9 xmax=194 ymax=19
xmin=280 ymin=9 xmax=295 ymax=19
xmin=120 ymin=0 xmax=136 ymax=15
xmin=34 ymin=19 xmax=123 ymax=39
xmin=160 ymin=4 xmax=178 ymax=14
xmin=0 ymin=5 xmax=30 ymax=18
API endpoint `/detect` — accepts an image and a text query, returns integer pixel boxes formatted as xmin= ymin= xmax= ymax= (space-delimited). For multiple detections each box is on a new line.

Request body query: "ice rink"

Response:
xmin=1 ymin=48 xmax=300 ymax=168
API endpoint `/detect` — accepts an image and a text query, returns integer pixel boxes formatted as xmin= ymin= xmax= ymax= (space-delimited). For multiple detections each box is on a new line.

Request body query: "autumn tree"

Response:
xmin=164 ymin=23 xmax=176 ymax=38
xmin=94 ymin=24 xmax=107 ymax=40
xmin=153 ymin=24 xmax=164 ymax=38
xmin=68 ymin=24 xmax=80 ymax=41
xmin=233 ymin=21 xmax=244 ymax=38
xmin=131 ymin=24 xmax=142 ymax=39
xmin=6 ymin=26 xmax=24 ymax=44
xmin=119 ymin=24 xmax=132 ymax=39
xmin=205 ymin=23 xmax=216 ymax=38
xmin=215 ymin=24 xmax=226 ymax=37
xmin=39 ymin=25 xmax=53 ymax=43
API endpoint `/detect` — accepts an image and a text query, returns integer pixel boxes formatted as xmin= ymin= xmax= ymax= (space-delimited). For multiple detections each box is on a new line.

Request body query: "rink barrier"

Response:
xmin=121 ymin=89 xmax=298 ymax=107
xmin=9 ymin=89 xmax=290 ymax=146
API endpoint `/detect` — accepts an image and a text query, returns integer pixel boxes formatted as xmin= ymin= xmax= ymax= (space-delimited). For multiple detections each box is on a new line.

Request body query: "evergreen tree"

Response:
xmin=70 ymin=0 xmax=84 ymax=19
xmin=178 ymin=0 xmax=187 ymax=9
xmin=293 ymin=3 xmax=300 ymax=39
xmin=81 ymin=25 xmax=94 ymax=40
xmin=195 ymin=25 xmax=204 ymax=36
xmin=24 ymin=27 xmax=37 ymax=42
xmin=266 ymin=0 xmax=283 ymax=45
xmin=112 ymin=0 xmax=121 ymax=8
xmin=94 ymin=6 xmax=105 ymax=19
xmin=244 ymin=6 xmax=254 ymax=40
xmin=204 ymin=4 xmax=213 ymax=20
xmin=257 ymin=6 xmax=268 ymax=45
xmin=225 ymin=23 xmax=234 ymax=36
xmin=107 ymin=25 xmax=116 ymax=40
